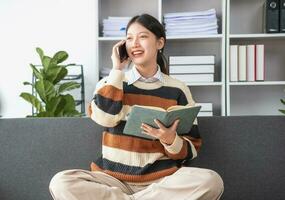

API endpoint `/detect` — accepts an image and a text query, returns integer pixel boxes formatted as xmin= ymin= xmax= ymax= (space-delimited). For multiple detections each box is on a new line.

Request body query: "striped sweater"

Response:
xmin=89 ymin=69 xmax=202 ymax=183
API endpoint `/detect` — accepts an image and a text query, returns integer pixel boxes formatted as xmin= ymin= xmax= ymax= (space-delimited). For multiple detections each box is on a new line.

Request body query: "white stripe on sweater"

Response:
xmin=102 ymin=145 xmax=167 ymax=167
xmin=182 ymin=137 xmax=197 ymax=159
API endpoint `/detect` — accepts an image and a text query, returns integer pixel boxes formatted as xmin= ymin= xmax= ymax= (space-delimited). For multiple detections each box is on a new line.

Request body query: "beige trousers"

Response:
xmin=49 ymin=167 xmax=224 ymax=200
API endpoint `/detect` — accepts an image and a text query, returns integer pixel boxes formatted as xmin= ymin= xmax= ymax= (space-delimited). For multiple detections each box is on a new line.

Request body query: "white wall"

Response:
xmin=0 ymin=0 xmax=97 ymax=118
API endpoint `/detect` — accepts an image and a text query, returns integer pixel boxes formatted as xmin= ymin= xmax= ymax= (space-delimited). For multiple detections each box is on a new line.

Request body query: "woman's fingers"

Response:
xmin=154 ymin=119 xmax=166 ymax=130
xmin=111 ymin=40 xmax=127 ymax=69
xmin=141 ymin=123 xmax=153 ymax=131
xmin=170 ymin=119 xmax=180 ymax=131
xmin=112 ymin=40 xmax=126 ymax=56
xmin=141 ymin=123 xmax=157 ymax=136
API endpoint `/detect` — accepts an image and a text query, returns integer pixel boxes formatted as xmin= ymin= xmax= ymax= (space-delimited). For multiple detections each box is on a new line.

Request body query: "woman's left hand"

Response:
xmin=141 ymin=119 xmax=180 ymax=145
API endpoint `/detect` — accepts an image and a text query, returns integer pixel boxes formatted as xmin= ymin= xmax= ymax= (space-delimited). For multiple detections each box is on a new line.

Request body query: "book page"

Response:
xmin=134 ymin=105 xmax=166 ymax=112
xmin=166 ymin=105 xmax=194 ymax=112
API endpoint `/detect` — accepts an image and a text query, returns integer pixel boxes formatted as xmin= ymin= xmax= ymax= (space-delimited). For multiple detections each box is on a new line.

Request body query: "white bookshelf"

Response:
xmin=96 ymin=0 xmax=225 ymax=116
xmin=230 ymin=33 xmax=285 ymax=39
xmin=229 ymin=81 xmax=285 ymax=86
xmin=226 ymin=0 xmax=285 ymax=116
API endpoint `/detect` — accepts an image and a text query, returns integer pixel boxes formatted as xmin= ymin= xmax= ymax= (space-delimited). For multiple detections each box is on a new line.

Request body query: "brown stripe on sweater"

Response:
xmin=164 ymin=139 xmax=188 ymax=160
xmin=90 ymin=162 xmax=178 ymax=182
xmin=102 ymin=131 xmax=165 ymax=154
xmin=123 ymin=93 xmax=177 ymax=110
xmin=184 ymin=136 xmax=202 ymax=152
xmin=97 ymin=85 xmax=123 ymax=101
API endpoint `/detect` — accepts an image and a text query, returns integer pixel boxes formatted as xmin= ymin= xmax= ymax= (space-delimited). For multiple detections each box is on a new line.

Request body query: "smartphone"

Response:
xmin=118 ymin=42 xmax=129 ymax=62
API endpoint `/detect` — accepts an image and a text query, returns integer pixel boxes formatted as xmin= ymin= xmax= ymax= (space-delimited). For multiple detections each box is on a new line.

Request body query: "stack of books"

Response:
xmin=164 ymin=9 xmax=218 ymax=36
xmin=196 ymin=103 xmax=213 ymax=117
xmin=230 ymin=45 xmax=265 ymax=82
xmin=102 ymin=16 xmax=131 ymax=37
xmin=169 ymin=55 xmax=215 ymax=83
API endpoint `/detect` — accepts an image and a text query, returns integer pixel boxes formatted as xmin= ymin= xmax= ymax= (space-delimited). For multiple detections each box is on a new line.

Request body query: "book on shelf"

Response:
xmin=123 ymin=105 xmax=201 ymax=140
xmin=164 ymin=9 xmax=218 ymax=36
xmin=281 ymin=0 xmax=285 ymax=32
xmin=230 ymin=45 xmax=238 ymax=82
xmin=238 ymin=45 xmax=247 ymax=81
xmin=256 ymin=45 xmax=265 ymax=81
xmin=246 ymin=45 xmax=256 ymax=82
xmin=102 ymin=16 xmax=131 ymax=37
xmin=169 ymin=55 xmax=215 ymax=65
xmin=170 ymin=74 xmax=214 ymax=83
xmin=264 ymin=0 xmax=280 ymax=33
xmin=230 ymin=44 xmax=265 ymax=82
xmin=169 ymin=65 xmax=214 ymax=74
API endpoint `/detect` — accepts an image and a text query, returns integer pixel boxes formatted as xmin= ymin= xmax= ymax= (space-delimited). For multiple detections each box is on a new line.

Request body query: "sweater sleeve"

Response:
xmin=163 ymin=82 xmax=202 ymax=161
xmin=89 ymin=69 xmax=126 ymax=127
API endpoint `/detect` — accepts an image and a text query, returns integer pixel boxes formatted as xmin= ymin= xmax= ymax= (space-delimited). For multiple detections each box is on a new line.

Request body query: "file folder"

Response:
xmin=280 ymin=0 xmax=285 ymax=32
xmin=264 ymin=0 xmax=280 ymax=33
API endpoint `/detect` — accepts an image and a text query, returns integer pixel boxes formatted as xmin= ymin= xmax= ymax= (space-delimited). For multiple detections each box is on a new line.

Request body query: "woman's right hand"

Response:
xmin=111 ymin=40 xmax=130 ymax=70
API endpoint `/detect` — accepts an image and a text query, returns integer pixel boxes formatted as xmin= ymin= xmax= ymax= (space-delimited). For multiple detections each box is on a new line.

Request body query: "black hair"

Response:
xmin=126 ymin=14 xmax=169 ymax=75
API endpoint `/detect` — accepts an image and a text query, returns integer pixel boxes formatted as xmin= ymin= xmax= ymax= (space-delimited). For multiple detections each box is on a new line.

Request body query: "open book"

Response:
xmin=123 ymin=105 xmax=201 ymax=139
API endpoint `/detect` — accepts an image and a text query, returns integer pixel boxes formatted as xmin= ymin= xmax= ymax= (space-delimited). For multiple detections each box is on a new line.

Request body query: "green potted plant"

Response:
xmin=20 ymin=47 xmax=81 ymax=117
xmin=279 ymin=90 xmax=285 ymax=115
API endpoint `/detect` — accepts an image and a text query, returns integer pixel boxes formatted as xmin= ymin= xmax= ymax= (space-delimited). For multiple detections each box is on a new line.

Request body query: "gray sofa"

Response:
xmin=0 ymin=116 xmax=284 ymax=200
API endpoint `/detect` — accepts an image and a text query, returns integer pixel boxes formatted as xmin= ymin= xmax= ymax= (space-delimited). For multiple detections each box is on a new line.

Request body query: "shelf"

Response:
xmin=166 ymin=34 xmax=223 ymax=41
xmin=230 ymin=33 xmax=285 ymax=39
xmin=98 ymin=34 xmax=224 ymax=41
xmin=64 ymin=75 xmax=82 ymax=80
xmin=98 ymin=37 xmax=124 ymax=41
xmin=229 ymin=81 xmax=285 ymax=86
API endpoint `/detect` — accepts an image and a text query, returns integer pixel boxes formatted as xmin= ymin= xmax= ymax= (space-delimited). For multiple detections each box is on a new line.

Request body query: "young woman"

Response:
xmin=49 ymin=14 xmax=224 ymax=200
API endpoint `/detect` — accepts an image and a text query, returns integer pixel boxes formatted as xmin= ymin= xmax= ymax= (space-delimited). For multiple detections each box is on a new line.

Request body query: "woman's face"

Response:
xmin=126 ymin=22 xmax=164 ymax=67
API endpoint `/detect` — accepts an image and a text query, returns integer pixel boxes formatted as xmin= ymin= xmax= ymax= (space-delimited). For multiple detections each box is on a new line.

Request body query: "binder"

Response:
xmin=230 ymin=45 xmax=238 ymax=82
xmin=246 ymin=45 xmax=256 ymax=82
xmin=256 ymin=45 xmax=265 ymax=81
xmin=238 ymin=45 xmax=247 ymax=82
xmin=264 ymin=0 xmax=280 ymax=33
xmin=280 ymin=0 xmax=285 ymax=32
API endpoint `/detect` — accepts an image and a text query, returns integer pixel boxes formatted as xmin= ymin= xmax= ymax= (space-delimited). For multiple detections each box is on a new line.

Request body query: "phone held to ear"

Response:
xmin=118 ymin=43 xmax=129 ymax=62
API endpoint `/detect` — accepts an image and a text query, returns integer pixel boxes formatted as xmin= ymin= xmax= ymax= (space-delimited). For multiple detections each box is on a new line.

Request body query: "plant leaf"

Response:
xmin=61 ymin=94 xmax=81 ymax=117
xmin=20 ymin=92 xmax=44 ymax=112
xmin=53 ymin=97 xmax=66 ymax=117
xmin=52 ymin=51 xmax=68 ymax=64
xmin=46 ymin=96 xmax=62 ymax=114
xmin=42 ymin=56 xmax=51 ymax=70
xmin=63 ymin=110 xmax=82 ymax=117
xmin=36 ymin=47 xmax=44 ymax=63
xmin=61 ymin=94 xmax=76 ymax=111
xmin=36 ymin=111 xmax=54 ymax=117
xmin=35 ymin=80 xmax=56 ymax=103
xmin=281 ymin=98 xmax=285 ymax=105
xmin=23 ymin=81 xmax=33 ymax=86
xmin=278 ymin=109 xmax=285 ymax=114
xmin=53 ymin=67 xmax=68 ymax=84
xmin=58 ymin=81 xmax=80 ymax=94
xmin=45 ymin=66 xmax=62 ymax=83
xmin=30 ymin=64 xmax=43 ymax=79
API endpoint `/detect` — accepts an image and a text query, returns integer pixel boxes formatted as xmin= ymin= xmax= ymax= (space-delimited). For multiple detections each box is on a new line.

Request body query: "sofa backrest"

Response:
xmin=0 ymin=116 xmax=284 ymax=200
